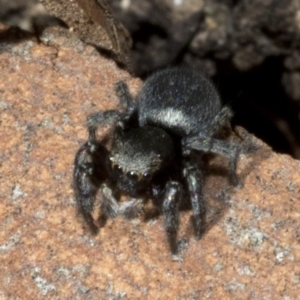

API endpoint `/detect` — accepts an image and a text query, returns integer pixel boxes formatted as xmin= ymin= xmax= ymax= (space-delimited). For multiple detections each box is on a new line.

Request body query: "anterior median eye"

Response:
xmin=127 ymin=171 xmax=138 ymax=181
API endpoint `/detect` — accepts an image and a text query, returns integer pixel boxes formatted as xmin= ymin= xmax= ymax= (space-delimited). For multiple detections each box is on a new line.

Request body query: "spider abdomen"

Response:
xmin=138 ymin=68 xmax=221 ymax=137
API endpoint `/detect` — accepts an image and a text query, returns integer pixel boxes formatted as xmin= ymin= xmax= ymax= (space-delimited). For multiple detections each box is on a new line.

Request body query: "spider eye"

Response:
xmin=127 ymin=171 xmax=138 ymax=181
xmin=142 ymin=172 xmax=150 ymax=179
xmin=113 ymin=164 xmax=123 ymax=174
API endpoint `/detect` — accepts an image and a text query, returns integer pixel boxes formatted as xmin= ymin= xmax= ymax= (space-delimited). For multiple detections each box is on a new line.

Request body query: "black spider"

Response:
xmin=73 ymin=67 xmax=241 ymax=254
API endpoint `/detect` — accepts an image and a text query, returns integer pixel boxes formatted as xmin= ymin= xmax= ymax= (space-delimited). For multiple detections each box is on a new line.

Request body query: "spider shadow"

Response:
xmin=0 ymin=27 xmax=35 ymax=51
xmin=0 ymin=20 xmax=68 ymax=51
xmin=193 ymin=134 xmax=270 ymax=240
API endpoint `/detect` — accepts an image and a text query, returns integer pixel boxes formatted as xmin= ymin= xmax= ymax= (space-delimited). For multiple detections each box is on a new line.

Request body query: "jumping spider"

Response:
xmin=73 ymin=67 xmax=241 ymax=254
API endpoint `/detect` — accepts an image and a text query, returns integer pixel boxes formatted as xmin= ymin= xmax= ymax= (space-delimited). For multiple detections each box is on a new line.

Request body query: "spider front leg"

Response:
xmin=183 ymin=136 xmax=241 ymax=187
xmin=100 ymin=183 xmax=120 ymax=218
xmin=73 ymin=142 xmax=108 ymax=233
xmin=115 ymin=81 xmax=136 ymax=113
xmin=74 ymin=110 xmax=122 ymax=233
xmin=183 ymin=158 xmax=206 ymax=240
xmin=162 ymin=181 xmax=182 ymax=254
xmin=74 ymin=141 xmax=124 ymax=232
xmin=87 ymin=110 xmax=124 ymax=143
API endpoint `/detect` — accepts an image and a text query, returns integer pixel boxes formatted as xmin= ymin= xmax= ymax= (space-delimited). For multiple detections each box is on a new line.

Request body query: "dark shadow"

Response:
xmin=0 ymin=27 xmax=34 ymax=47
xmin=214 ymin=56 xmax=300 ymax=158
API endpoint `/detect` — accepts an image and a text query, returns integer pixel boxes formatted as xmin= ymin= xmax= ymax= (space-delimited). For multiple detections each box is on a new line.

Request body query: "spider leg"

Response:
xmin=87 ymin=110 xmax=123 ymax=143
xmin=73 ymin=142 xmax=107 ymax=233
xmin=115 ymin=81 xmax=136 ymax=112
xmin=162 ymin=181 xmax=182 ymax=254
xmin=203 ymin=105 xmax=233 ymax=135
xmin=183 ymin=136 xmax=241 ymax=187
xmin=183 ymin=159 xmax=206 ymax=239
xmin=118 ymin=198 xmax=145 ymax=219
xmin=100 ymin=183 xmax=120 ymax=218
xmin=73 ymin=109 xmax=123 ymax=234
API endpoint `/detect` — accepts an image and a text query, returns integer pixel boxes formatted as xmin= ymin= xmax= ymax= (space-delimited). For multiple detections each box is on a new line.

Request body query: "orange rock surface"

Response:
xmin=0 ymin=26 xmax=300 ymax=299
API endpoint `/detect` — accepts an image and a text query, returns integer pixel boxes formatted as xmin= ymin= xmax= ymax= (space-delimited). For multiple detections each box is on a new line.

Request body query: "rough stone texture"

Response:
xmin=0 ymin=0 xmax=68 ymax=34
xmin=111 ymin=0 xmax=300 ymax=78
xmin=40 ymin=0 xmax=132 ymax=71
xmin=110 ymin=0 xmax=204 ymax=76
xmin=188 ymin=0 xmax=298 ymax=72
xmin=1 ymin=25 xmax=300 ymax=299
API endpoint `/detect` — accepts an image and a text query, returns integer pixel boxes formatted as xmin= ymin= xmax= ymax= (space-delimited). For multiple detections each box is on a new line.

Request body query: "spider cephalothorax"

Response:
xmin=74 ymin=67 xmax=241 ymax=254
xmin=108 ymin=126 xmax=175 ymax=195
